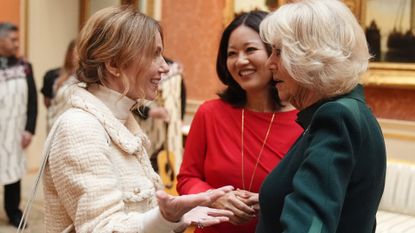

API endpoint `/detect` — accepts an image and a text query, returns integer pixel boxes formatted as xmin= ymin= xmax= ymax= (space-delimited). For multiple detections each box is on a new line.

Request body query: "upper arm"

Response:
xmin=177 ymin=104 xmax=212 ymax=194
xmin=281 ymin=104 xmax=359 ymax=232
xmin=25 ymin=63 xmax=37 ymax=133
xmin=48 ymin=112 xmax=119 ymax=226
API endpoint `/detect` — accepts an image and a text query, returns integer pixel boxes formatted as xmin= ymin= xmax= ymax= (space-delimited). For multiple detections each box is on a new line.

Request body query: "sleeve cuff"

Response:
xmin=141 ymin=207 xmax=186 ymax=233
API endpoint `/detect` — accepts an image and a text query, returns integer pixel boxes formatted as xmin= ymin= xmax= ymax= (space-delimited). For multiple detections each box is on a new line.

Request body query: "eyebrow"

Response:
xmin=228 ymin=41 xmax=262 ymax=49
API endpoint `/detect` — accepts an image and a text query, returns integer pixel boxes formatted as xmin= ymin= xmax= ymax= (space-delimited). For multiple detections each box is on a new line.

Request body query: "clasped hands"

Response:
xmin=210 ymin=189 xmax=259 ymax=225
xmin=156 ymin=186 xmax=235 ymax=232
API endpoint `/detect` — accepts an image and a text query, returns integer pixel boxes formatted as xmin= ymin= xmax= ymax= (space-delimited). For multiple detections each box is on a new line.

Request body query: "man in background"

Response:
xmin=0 ymin=22 xmax=37 ymax=228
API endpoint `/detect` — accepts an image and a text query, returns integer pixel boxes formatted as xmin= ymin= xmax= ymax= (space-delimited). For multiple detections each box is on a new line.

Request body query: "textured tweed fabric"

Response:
xmin=42 ymin=84 xmax=180 ymax=233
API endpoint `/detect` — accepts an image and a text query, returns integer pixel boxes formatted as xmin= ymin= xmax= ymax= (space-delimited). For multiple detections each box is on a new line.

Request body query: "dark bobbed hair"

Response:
xmin=216 ymin=10 xmax=282 ymax=109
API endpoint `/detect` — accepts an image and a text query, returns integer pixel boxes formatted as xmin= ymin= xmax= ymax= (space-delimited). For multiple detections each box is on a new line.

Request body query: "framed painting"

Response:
xmin=351 ymin=0 xmax=415 ymax=89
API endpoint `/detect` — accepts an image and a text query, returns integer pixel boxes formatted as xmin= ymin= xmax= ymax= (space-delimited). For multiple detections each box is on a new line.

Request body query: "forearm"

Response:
xmin=25 ymin=66 xmax=38 ymax=134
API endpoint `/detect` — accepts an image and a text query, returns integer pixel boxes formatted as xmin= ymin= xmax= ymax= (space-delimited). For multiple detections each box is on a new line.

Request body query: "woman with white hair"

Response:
xmin=256 ymin=0 xmax=386 ymax=232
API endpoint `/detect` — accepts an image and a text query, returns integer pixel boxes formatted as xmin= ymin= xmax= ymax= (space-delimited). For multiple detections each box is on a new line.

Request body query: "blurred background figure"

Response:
xmin=134 ymin=57 xmax=186 ymax=195
xmin=0 ymin=22 xmax=37 ymax=228
xmin=40 ymin=39 xmax=77 ymax=132
xmin=177 ymin=11 xmax=303 ymax=233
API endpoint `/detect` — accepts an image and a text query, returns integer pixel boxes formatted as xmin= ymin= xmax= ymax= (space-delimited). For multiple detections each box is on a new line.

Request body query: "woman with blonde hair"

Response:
xmin=256 ymin=0 xmax=386 ymax=232
xmin=41 ymin=5 xmax=233 ymax=233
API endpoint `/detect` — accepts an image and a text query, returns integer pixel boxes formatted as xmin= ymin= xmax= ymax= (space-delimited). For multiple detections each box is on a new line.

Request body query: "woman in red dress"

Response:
xmin=177 ymin=11 xmax=303 ymax=233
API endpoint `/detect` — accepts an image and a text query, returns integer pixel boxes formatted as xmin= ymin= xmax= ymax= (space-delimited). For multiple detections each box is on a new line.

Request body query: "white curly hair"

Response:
xmin=260 ymin=0 xmax=371 ymax=97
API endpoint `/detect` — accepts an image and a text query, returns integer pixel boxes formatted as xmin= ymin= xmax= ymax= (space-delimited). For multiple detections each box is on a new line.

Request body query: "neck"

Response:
xmin=291 ymin=87 xmax=323 ymax=110
xmin=88 ymin=84 xmax=136 ymax=124
xmin=245 ymin=90 xmax=274 ymax=112
xmin=279 ymin=101 xmax=297 ymax=112
xmin=102 ymin=75 xmax=125 ymax=95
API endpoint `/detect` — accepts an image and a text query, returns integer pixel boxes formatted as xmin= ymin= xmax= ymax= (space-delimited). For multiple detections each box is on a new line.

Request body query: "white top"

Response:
xmin=88 ymin=84 xmax=136 ymax=124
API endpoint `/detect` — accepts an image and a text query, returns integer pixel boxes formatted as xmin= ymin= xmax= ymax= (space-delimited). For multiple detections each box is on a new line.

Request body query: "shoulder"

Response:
xmin=276 ymin=109 xmax=299 ymax=120
xmin=197 ymin=99 xmax=232 ymax=113
xmin=55 ymin=108 xmax=107 ymax=141
xmin=44 ymin=68 xmax=60 ymax=80
xmin=190 ymin=99 xmax=233 ymax=125
xmin=310 ymin=97 xmax=365 ymax=136
xmin=15 ymin=58 xmax=33 ymax=75
xmin=316 ymin=97 xmax=361 ymax=122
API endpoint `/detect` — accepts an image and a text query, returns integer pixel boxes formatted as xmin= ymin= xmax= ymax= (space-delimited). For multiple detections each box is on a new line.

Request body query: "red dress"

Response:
xmin=177 ymin=99 xmax=303 ymax=233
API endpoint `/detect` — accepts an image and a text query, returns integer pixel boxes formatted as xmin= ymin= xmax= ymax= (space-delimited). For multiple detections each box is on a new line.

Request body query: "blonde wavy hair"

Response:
xmin=260 ymin=0 xmax=371 ymax=97
xmin=76 ymin=5 xmax=162 ymax=96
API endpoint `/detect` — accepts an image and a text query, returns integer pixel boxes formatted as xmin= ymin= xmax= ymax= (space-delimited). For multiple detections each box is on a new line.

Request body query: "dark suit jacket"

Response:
xmin=257 ymin=85 xmax=386 ymax=233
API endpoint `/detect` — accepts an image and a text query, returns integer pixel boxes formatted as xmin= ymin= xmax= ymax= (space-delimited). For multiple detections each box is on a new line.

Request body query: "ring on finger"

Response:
xmin=197 ymin=221 xmax=204 ymax=229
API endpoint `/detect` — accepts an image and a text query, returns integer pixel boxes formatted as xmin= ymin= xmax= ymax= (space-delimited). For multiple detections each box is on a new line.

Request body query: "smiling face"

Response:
xmin=266 ymin=48 xmax=299 ymax=103
xmin=124 ymin=32 xmax=169 ymax=100
xmin=226 ymin=25 xmax=272 ymax=94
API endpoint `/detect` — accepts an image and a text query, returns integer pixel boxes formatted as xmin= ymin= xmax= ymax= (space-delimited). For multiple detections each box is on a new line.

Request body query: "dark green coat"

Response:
xmin=256 ymin=85 xmax=386 ymax=233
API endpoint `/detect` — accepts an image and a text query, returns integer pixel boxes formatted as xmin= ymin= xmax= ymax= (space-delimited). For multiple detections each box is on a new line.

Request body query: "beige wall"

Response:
xmin=25 ymin=0 xmax=79 ymax=171
xmin=379 ymin=119 xmax=415 ymax=163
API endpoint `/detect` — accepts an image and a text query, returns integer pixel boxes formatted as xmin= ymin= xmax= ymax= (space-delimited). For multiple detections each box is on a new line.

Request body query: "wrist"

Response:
xmin=173 ymin=225 xmax=186 ymax=233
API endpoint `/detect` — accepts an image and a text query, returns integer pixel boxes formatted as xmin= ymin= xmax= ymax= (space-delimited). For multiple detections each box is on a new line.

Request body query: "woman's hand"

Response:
xmin=156 ymin=186 xmax=234 ymax=223
xmin=21 ymin=131 xmax=33 ymax=149
xmin=210 ymin=190 xmax=256 ymax=225
xmin=234 ymin=189 xmax=260 ymax=212
xmin=173 ymin=206 xmax=234 ymax=232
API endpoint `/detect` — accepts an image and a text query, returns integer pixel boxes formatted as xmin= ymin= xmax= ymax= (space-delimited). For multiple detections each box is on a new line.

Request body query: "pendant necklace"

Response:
xmin=241 ymin=108 xmax=275 ymax=191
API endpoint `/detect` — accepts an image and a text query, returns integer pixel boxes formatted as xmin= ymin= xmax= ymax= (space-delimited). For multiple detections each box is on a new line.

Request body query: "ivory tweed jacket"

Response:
xmin=43 ymin=84 xmax=179 ymax=233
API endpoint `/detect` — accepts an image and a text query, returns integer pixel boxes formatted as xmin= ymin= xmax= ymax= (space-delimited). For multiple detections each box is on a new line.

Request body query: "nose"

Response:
xmin=236 ymin=53 xmax=249 ymax=66
xmin=13 ymin=41 xmax=19 ymax=52
xmin=266 ymin=52 xmax=277 ymax=71
xmin=159 ymin=57 xmax=170 ymax=74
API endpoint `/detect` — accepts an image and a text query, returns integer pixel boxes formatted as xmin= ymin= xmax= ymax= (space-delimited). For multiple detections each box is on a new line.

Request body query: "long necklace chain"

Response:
xmin=241 ymin=108 xmax=275 ymax=191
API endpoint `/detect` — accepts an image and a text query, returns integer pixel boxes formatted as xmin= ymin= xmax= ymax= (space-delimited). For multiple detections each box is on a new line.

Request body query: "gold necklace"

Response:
xmin=241 ymin=108 xmax=275 ymax=191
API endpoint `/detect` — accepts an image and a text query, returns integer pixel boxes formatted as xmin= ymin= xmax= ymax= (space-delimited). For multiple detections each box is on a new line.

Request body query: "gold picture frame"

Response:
xmin=353 ymin=0 xmax=415 ymax=90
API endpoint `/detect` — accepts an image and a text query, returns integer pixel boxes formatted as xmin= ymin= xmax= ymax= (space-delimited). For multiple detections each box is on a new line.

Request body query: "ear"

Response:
xmin=104 ymin=60 xmax=120 ymax=77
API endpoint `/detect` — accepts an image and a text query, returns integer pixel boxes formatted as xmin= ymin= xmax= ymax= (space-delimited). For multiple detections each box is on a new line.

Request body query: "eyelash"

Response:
xmin=227 ymin=47 xmax=258 ymax=57
xmin=227 ymin=51 xmax=236 ymax=57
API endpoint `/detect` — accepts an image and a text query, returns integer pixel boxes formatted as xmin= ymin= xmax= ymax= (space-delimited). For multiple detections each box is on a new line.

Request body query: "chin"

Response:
xmin=278 ymin=94 xmax=290 ymax=102
xmin=145 ymin=92 xmax=158 ymax=101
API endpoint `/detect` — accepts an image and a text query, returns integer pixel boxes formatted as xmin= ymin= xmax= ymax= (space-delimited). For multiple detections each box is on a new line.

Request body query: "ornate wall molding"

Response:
xmin=378 ymin=118 xmax=415 ymax=142
xmin=362 ymin=63 xmax=415 ymax=90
